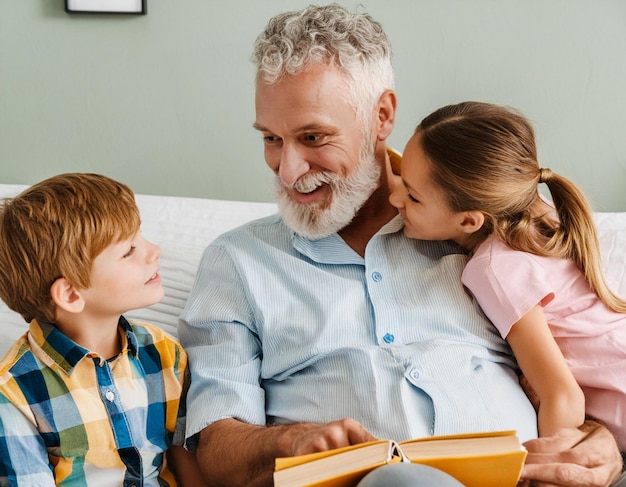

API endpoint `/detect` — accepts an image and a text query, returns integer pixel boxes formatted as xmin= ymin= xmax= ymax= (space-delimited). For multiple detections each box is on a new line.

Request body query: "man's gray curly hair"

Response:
xmin=252 ymin=3 xmax=394 ymax=126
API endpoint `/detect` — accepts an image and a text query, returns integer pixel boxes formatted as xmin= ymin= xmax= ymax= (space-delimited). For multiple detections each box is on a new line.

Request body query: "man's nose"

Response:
xmin=278 ymin=144 xmax=310 ymax=187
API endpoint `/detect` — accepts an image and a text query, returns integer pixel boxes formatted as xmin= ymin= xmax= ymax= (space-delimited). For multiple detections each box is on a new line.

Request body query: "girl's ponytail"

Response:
xmin=542 ymin=169 xmax=626 ymax=313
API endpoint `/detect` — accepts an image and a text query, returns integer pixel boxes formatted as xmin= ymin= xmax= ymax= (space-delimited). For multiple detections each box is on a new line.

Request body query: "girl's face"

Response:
xmin=389 ymin=133 xmax=468 ymax=244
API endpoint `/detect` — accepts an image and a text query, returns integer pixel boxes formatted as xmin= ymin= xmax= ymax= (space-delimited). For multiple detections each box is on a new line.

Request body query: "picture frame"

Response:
xmin=65 ymin=0 xmax=147 ymax=14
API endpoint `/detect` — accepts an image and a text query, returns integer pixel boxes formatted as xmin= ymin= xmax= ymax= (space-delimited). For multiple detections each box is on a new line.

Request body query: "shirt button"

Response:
xmin=105 ymin=390 xmax=115 ymax=402
xmin=372 ymin=271 xmax=382 ymax=282
xmin=382 ymin=333 xmax=394 ymax=343
xmin=411 ymin=370 xmax=420 ymax=380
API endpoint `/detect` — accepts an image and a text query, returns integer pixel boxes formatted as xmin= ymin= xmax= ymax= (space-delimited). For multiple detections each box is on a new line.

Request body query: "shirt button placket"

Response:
xmin=371 ymin=271 xmax=394 ymax=345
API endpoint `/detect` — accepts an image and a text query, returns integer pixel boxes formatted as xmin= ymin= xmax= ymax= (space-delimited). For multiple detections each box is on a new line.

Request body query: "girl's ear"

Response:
xmin=374 ymin=89 xmax=397 ymax=141
xmin=50 ymin=277 xmax=85 ymax=314
xmin=459 ymin=210 xmax=485 ymax=234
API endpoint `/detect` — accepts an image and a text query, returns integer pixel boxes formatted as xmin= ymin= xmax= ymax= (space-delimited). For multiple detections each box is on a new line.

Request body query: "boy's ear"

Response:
xmin=459 ymin=210 xmax=485 ymax=234
xmin=50 ymin=277 xmax=85 ymax=314
xmin=375 ymin=89 xmax=397 ymax=141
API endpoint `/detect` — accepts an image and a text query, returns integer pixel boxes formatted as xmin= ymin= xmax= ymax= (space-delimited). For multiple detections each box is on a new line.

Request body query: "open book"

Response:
xmin=274 ymin=430 xmax=527 ymax=487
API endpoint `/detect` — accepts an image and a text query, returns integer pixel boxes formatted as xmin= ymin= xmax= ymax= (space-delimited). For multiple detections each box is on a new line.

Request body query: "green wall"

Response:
xmin=2 ymin=0 xmax=625 ymax=210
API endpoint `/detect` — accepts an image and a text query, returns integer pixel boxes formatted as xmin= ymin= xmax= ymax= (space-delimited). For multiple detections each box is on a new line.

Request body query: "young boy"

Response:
xmin=0 ymin=173 xmax=205 ymax=486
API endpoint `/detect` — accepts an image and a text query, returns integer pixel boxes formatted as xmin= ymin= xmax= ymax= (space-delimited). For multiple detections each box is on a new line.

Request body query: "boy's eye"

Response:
xmin=123 ymin=246 xmax=136 ymax=258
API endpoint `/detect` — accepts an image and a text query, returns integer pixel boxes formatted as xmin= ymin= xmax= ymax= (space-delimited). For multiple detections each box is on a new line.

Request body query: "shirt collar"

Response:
xmin=30 ymin=316 xmax=139 ymax=374
xmin=290 ymin=214 xmax=404 ymax=264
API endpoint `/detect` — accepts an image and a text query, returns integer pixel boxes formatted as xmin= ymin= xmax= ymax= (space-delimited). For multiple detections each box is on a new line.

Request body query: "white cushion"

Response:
xmin=0 ymin=183 xmax=625 ymax=358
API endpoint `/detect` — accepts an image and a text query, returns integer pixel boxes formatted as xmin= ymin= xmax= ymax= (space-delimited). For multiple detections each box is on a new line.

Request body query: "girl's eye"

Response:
xmin=123 ymin=246 xmax=136 ymax=258
xmin=408 ymin=194 xmax=420 ymax=204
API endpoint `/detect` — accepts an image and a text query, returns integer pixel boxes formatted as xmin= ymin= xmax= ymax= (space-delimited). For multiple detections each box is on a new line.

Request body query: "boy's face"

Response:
xmin=80 ymin=232 xmax=163 ymax=317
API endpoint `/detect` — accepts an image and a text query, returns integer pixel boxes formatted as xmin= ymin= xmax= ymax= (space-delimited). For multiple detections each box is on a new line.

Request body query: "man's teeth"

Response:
xmin=296 ymin=181 xmax=321 ymax=193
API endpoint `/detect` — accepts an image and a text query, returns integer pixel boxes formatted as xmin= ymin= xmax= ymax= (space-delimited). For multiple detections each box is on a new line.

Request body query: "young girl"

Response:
xmin=389 ymin=101 xmax=626 ymax=450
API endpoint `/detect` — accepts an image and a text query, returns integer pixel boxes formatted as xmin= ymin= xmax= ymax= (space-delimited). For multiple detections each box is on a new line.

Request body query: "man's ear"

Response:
xmin=50 ymin=277 xmax=85 ymax=314
xmin=374 ymin=89 xmax=397 ymax=141
xmin=459 ymin=210 xmax=485 ymax=234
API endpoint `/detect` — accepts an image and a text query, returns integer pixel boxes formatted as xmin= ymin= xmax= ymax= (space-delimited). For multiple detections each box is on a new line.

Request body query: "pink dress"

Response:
xmin=462 ymin=236 xmax=626 ymax=450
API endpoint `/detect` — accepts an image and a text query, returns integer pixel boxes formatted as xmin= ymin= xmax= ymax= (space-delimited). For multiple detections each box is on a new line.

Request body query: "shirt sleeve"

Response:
xmin=461 ymin=243 xmax=554 ymax=338
xmin=0 ymin=392 xmax=56 ymax=486
xmin=177 ymin=241 xmax=266 ymax=447
xmin=172 ymin=364 xmax=190 ymax=447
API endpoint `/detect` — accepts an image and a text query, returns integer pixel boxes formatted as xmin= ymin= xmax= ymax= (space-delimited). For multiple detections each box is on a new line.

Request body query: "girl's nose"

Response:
xmin=389 ymin=183 xmax=405 ymax=209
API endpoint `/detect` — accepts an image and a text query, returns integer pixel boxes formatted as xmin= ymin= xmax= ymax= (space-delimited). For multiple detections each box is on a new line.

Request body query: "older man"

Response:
xmin=179 ymin=4 xmax=624 ymax=486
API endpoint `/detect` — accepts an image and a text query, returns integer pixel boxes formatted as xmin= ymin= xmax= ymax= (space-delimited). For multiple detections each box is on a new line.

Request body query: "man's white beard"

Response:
xmin=274 ymin=144 xmax=381 ymax=240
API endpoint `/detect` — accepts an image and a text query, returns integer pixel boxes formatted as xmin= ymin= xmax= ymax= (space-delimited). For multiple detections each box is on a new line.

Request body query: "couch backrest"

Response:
xmin=1 ymin=184 xmax=625 ymax=359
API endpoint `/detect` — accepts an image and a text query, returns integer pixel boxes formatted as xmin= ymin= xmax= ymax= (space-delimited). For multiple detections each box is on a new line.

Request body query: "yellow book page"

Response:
xmin=415 ymin=451 xmax=527 ymax=487
xmin=275 ymin=431 xmax=527 ymax=487
xmin=399 ymin=430 xmax=527 ymax=487
xmin=274 ymin=440 xmax=395 ymax=487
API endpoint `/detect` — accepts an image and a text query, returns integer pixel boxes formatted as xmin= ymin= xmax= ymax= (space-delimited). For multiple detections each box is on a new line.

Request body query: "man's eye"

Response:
xmin=123 ymin=246 xmax=136 ymax=258
xmin=303 ymin=134 xmax=324 ymax=144
xmin=263 ymin=135 xmax=280 ymax=144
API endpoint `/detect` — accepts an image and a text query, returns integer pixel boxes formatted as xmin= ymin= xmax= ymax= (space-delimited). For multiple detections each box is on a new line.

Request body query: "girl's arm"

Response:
xmin=506 ymin=304 xmax=586 ymax=437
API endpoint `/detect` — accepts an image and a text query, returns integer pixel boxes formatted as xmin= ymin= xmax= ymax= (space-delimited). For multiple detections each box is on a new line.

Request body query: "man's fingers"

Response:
xmin=291 ymin=418 xmax=375 ymax=456
xmin=523 ymin=429 xmax=586 ymax=455
xmin=346 ymin=419 xmax=377 ymax=444
xmin=520 ymin=422 xmax=622 ymax=487
xmin=521 ymin=462 xmax=610 ymax=487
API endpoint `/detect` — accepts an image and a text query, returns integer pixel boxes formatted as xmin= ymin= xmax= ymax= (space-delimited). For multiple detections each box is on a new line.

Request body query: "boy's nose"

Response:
xmin=147 ymin=241 xmax=161 ymax=262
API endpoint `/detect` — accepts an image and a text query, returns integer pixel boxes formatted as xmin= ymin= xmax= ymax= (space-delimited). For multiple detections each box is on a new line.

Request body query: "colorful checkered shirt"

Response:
xmin=0 ymin=317 xmax=188 ymax=486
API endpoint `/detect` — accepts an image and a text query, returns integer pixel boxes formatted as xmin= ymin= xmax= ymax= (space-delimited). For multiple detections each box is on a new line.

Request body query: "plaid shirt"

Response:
xmin=0 ymin=317 xmax=188 ymax=486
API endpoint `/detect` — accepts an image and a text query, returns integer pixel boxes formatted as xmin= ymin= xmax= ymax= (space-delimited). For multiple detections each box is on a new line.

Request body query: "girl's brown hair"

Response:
xmin=0 ymin=173 xmax=140 ymax=323
xmin=417 ymin=101 xmax=626 ymax=313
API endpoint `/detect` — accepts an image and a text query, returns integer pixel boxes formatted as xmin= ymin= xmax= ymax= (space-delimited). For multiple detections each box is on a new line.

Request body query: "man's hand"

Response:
xmin=196 ymin=417 xmax=377 ymax=487
xmin=287 ymin=418 xmax=378 ymax=456
xmin=520 ymin=420 xmax=622 ymax=487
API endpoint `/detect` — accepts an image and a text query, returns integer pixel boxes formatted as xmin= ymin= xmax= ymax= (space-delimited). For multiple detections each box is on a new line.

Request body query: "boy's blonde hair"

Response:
xmin=0 ymin=173 xmax=141 ymax=323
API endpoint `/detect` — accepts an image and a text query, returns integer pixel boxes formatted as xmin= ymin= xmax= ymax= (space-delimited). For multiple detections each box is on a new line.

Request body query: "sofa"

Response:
xmin=0 ymin=182 xmax=625 ymax=359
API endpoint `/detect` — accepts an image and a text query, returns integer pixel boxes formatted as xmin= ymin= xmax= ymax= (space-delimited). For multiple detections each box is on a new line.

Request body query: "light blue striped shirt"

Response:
xmin=178 ymin=214 xmax=538 ymax=445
